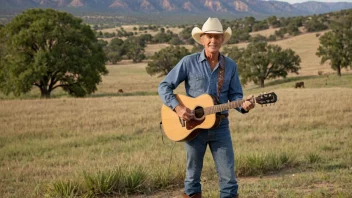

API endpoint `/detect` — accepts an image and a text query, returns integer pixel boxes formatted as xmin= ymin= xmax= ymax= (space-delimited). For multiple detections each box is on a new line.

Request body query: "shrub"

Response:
xmin=236 ymin=152 xmax=297 ymax=176
xmin=83 ymin=168 xmax=123 ymax=196
xmin=306 ymin=152 xmax=322 ymax=164
xmin=49 ymin=180 xmax=80 ymax=198
xmin=122 ymin=167 xmax=147 ymax=193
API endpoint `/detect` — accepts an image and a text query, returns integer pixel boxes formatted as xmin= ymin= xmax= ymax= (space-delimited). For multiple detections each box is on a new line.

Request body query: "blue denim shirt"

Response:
xmin=158 ymin=49 xmax=246 ymax=115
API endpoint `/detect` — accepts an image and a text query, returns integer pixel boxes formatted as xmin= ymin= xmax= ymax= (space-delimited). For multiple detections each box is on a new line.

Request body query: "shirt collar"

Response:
xmin=198 ymin=49 xmax=225 ymax=69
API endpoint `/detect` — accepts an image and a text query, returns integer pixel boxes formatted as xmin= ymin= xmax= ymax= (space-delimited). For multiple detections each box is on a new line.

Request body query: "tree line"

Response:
xmin=0 ymin=8 xmax=351 ymax=98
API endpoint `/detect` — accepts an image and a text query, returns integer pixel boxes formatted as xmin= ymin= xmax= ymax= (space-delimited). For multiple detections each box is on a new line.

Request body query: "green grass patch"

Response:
xmin=89 ymin=91 xmax=158 ymax=98
xmin=83 ymin=169 xmax=123 ymax=196
xmin=47 ymin=180 xmax=81 ymax=198
xmin=236 ymin=152 xmax=297 ymax=176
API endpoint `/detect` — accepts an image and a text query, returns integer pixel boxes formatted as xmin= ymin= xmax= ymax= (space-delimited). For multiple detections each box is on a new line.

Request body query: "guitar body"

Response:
xmin=161 ymin=94 xmax=218 ymax=142
xmin=160 ymin=92 xmax=277 ymax=142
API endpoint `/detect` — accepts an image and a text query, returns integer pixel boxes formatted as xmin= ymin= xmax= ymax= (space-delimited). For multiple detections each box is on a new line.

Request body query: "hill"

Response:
xmin=1 ymin=0 xmax=352 ymax=21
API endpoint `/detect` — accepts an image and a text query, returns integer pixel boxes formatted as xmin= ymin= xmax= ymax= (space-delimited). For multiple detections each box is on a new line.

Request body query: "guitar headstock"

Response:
xmin=255 ymin=92 xmax=277 ymax=105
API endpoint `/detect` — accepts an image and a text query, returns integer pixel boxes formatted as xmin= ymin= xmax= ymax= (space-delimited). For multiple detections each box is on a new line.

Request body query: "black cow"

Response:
xmin=295 ymin=82 xmax=304 ymax=88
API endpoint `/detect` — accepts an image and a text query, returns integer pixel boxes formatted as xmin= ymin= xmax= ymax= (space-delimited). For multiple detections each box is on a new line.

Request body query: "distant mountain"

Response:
xmin=1 ymin=0 xmax=352 ymax=20
xmin=0 ymin=0 xmax=306 ymax=15
xmin=292 ymin=1 xmax=352 ymax=14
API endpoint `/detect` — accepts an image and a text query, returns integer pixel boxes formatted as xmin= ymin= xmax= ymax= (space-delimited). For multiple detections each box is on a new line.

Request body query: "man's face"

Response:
xmin=200 ymin=33 xmax=224 ymax=54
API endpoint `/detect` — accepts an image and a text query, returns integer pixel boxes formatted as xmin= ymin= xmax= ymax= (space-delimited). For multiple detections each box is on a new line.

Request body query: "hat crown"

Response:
xmin=191 ymin=17 xmax=232 ymax=45
xmin=201 ymin=17 xmax=223 ymax=33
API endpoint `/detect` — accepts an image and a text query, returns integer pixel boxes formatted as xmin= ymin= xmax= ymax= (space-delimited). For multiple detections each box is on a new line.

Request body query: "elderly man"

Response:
xmin=158 ymin=17 xmax=255 ymax=198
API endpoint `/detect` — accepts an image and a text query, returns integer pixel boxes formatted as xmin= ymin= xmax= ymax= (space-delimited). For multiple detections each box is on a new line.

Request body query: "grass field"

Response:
xmin=1 ymin=26 xmax=352 ymax=197
xmin=249 ymin=27 xmax=280 ymax=38
xmin=1 ymin=59 xmax=352 ymax=197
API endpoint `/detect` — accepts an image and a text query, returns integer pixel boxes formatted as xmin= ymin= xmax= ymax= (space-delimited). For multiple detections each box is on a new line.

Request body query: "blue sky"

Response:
xmin=276 ymin=0 xmax=352 ymax=3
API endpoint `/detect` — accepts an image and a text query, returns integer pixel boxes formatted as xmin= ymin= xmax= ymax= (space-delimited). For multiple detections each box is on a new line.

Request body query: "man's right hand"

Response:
xmin=174 ymin=105 xmax=194 ymax=121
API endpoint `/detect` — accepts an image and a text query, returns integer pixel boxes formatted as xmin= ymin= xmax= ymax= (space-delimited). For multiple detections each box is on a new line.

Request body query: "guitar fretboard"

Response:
xmin=203 ymin=100 xmax=245 ymax=115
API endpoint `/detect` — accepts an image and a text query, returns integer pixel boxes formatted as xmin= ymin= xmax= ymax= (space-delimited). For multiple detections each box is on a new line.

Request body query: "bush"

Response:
xmin=268 ymin=35 xmax=277 ymax=41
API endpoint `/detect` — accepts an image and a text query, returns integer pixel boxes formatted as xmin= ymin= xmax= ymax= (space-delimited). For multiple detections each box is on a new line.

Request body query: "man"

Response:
xmin=158 ymin=17 xmax=255 ymax=198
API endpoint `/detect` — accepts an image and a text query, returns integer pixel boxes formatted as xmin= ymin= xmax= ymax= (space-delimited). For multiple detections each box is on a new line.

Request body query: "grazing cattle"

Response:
xmin=295 ymin=81 xmax=304 ymax=88
xmin=118 ymin=89 xmax=124 ymax=93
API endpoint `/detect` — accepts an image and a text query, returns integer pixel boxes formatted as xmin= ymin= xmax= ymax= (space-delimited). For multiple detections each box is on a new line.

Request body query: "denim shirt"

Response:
xmin=158 ymin=49 xmax=247 ymax=115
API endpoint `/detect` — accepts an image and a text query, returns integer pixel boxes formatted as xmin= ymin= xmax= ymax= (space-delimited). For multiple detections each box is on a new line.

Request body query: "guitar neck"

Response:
xmin=203 ymin=99 xmax=245 ymax=115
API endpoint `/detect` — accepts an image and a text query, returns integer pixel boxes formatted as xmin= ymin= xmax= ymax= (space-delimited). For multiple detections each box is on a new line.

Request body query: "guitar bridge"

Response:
xmin=179 ymin=117 xmax=185 ymax=127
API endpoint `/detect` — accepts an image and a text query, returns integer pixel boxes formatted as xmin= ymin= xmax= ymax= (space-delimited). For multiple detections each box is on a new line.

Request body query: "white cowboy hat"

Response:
xmin=192 ymin=17 xmax=232 ymax=45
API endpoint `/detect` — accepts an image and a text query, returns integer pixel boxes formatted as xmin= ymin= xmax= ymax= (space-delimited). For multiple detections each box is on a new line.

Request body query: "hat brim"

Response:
xmin=192 ymin=27 xmax=232 ymax=45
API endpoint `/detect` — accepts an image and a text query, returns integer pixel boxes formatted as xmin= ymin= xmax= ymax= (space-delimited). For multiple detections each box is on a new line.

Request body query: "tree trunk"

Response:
xmin=337 ymin=66 xmax=341 ymax=77
xmin=40 ymin=87 xmax=51 ymax=99
xmin=260 ymin=78 xmax=265 ymax=88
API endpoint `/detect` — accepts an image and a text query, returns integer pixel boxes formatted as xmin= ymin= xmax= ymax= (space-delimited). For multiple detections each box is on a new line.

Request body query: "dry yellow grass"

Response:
xmin=144 ymin=44 xmax=192 ymax=57
xmin=225 ymin=30 xmax=343 ymax=76
xmin=1 ymin=86 xmax=352 ymax=197
xmin=100 ymin=25 xmax=183 ymax=38
xmin=97 ymin=60 xmax=160 ymax=93
xmin=269 ymin=31 xmax=333 ymax=76
xmin=250 ymin=27 xmax=280 ymax=37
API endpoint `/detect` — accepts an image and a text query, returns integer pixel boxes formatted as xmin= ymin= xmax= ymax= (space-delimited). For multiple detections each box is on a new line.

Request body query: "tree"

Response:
xmin=316 ymin=16 xmax=352 ymax=76
xmin=146 ymin=45 xmax=190 ymax=77
xmin=191 ymin=44 xmax=203 ymax=53
xmin=124 ymin=37 xmax=146 ymax=63
xmin=223 ymin=46 xmax=243 ymax=62
xmin=105 ymin=38 xmax=124 ymax=64
xmin=0 ymin=9 xmax=107 ymax=98
xmin=286 ymin=23 xmax=300 ymax=36
xmin=238 ymin=42 xmax=301 ymax=87
xmin=267 ymin=16 xmax=281 ymax=28
xmin=304 ymin=16 xmax=328 ymax=32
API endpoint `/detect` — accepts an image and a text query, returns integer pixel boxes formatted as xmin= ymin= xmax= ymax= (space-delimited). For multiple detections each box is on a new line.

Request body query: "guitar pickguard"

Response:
xmin=185 ymin=118 xmax=205 ymax=130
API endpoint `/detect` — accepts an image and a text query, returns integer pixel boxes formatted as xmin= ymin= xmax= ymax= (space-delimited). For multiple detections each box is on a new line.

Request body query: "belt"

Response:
xmin=217 ymin=113 xmax=229 ymax=120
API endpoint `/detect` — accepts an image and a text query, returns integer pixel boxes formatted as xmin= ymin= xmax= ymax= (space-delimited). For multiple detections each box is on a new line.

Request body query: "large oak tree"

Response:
xmin=316 ymin=15 xmax=352 ymax=76
xmin=235 ymin=42 xmax=301 ymax=88
xmin=0 ymin=9 xmax=107 ymax=98
xmin=146 ymin=45 xmax=189 ymax=77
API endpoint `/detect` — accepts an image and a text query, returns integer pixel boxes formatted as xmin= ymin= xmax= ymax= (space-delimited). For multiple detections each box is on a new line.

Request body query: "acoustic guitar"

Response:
xmin=161 ymin=92 xmax=277 ymax=142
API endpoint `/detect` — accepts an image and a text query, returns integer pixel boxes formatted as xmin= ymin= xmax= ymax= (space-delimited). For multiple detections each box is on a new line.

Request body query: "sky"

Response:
xmin=275 ymin=0 xmax=352 ymax=3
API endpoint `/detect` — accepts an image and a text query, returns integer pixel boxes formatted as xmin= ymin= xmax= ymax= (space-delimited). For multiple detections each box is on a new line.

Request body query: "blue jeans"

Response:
xmin=184 ymin=119 xmax=238 ymax=197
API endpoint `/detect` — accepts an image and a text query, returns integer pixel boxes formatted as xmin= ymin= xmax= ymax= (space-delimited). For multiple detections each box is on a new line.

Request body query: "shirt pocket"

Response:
xmin=188 ymin=75 xmax=206 ymax=91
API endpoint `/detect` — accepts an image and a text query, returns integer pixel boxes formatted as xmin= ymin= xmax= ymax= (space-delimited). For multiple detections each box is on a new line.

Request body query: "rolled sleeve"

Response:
xmin=158 ymin=57 xmax=188 ymax=110
xmin=228 ymin=62 xmax=247 ymax=114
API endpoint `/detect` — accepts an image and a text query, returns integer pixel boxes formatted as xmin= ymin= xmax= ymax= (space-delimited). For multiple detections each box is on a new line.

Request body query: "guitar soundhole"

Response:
xmin=194 ymin=106 xmax=204 ymax=119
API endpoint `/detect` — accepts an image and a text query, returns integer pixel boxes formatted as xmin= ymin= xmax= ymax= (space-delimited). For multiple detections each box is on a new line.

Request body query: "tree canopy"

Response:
xmin=232 ymin=42 xmax=301 ymax=87
xmin=146 ymin=45 xmax=190 ymax=77
xmin=316 ymin=15 xmax=352 ymax=76
xmin=0 ymin=9 xmax=108 ymax=98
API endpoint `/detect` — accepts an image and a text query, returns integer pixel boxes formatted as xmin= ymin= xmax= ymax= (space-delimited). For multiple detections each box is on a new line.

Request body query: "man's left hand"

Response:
xmin=242 ymin=95 xmax=255 ymax=111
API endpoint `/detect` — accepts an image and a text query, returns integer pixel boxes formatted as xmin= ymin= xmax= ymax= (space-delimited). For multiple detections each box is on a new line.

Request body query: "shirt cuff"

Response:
xmin=170 ymin=99 xmax=180 ymax=110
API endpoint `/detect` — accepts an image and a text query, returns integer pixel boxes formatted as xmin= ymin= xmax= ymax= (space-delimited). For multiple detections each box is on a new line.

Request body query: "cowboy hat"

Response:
xmin=192 ymin=17 xmax=232 ymax=45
